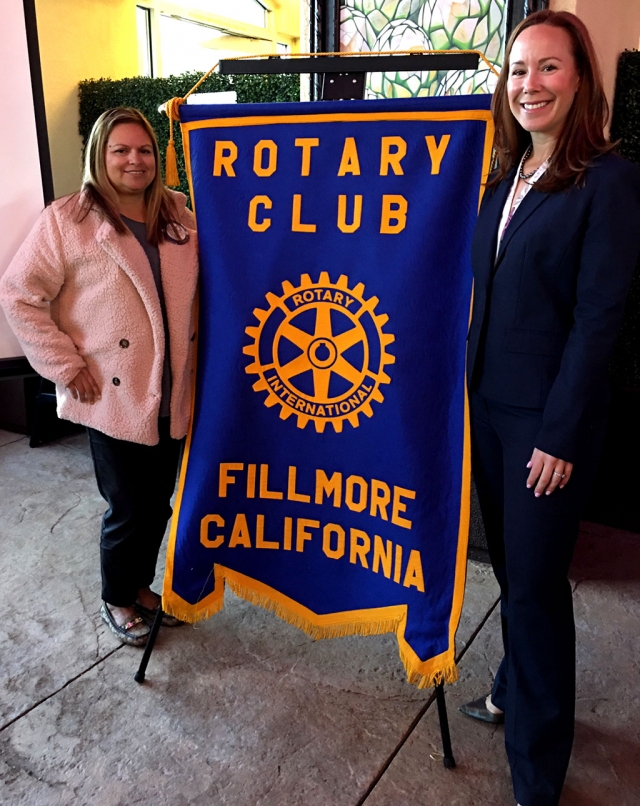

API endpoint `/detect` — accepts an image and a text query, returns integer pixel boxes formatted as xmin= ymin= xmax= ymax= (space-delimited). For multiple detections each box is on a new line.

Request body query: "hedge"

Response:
xmin=610 ymin=50 xmax=640 ymax=388
xmin=78 ymin=72 xmax=300 ymax=199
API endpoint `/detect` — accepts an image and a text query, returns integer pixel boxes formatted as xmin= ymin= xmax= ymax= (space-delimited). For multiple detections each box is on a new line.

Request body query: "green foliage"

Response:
xmin=611 ymin=50 xmax=640 ymax=165
xmin=78 ymin=72 xmax=300 ymax=198
xmin=610 ymin=50 xmax=640 ymax=388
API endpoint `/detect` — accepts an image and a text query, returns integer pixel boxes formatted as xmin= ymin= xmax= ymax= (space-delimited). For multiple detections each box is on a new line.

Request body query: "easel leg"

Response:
xmin=435 ymin=683 xmax=456 ymax=769
xmin=134 ymin=607 xmax=164 ymax=684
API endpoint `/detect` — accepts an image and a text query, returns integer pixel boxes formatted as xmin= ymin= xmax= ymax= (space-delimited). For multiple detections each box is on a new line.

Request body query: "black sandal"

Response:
xmin=100 ymin=602 xmax=150 ymax=646
xmin=459 ymin=695 xmax=505 ymax=725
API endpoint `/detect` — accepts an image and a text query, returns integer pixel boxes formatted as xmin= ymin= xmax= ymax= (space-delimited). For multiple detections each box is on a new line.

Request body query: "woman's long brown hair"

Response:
xmin=490 ymin=9 xmax=614 ymax=192
xmin=78 ymin=107 xmax=184 ymax=245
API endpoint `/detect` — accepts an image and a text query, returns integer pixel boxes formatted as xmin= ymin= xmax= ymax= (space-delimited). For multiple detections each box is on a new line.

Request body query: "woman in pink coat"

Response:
xmin=0 ymin=107 xmax=199 ymax=646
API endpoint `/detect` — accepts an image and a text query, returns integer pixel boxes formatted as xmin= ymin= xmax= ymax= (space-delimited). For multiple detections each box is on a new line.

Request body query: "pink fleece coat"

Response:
xmin=0 ymin=191 xmax=199 ymax=445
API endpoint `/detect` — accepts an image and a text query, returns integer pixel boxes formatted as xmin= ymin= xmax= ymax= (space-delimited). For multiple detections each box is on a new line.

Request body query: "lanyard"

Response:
xmin=496 ymin=152 xmax=549 ymax=255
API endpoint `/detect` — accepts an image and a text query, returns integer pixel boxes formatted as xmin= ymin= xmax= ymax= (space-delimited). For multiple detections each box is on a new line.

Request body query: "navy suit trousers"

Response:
xmin=88 ymin=418 xmax=183 ymax=606
xmin=470 ymin=392 xmax=606 ymax=806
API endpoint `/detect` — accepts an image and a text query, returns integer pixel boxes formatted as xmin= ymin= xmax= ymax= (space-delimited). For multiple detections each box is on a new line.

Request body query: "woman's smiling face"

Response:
xmin=105 ymin=123 xmax=156 ymax=200
xmin=507 ymin=24 xmax=580 ymax=141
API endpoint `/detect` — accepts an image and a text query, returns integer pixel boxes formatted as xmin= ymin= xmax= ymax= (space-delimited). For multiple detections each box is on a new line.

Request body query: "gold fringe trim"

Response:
xmin=399 ymin=644 xmax=459 ymax=689
xmin=228 ymin=579 xmax=459 ymax=688
xmin=162 ymin=593 xmax=223 ymax=623
xmin=163 ymin=575 xmax=459 ymax=689
xmin=226 ymin=577 xmax=402 ymax=641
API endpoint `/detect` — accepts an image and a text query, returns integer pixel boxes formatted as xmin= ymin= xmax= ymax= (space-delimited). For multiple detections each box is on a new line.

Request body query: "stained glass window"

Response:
xmin=339 ymin=0 xmax=506 ymax=98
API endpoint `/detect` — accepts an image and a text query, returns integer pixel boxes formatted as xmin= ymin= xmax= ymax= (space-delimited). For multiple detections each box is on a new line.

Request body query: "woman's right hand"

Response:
xmin=67 ymin=368 xmax=101 ymax=404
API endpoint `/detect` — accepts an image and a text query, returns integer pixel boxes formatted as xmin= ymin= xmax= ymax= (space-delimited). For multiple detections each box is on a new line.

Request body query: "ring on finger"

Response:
xmin=552 ymin=471 xmax=566 ymax=479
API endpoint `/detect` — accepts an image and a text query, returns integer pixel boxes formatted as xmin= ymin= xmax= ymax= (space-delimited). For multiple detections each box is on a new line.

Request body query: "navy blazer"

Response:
xmin=467 ymin=153 xmax=640 ymax=462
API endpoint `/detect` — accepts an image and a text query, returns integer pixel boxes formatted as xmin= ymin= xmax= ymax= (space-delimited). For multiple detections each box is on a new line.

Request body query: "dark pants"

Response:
xmin=87 ymin=418 xmax=183 ymax=607
xmin=470 ymin=392 xmax=605 ymax=806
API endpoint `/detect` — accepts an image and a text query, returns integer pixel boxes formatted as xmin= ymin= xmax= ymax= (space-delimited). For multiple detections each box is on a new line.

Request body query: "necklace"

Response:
xmin=518 ymin=144 xmax=536 ymax=180
xmin=502 ymin=149 xmax=550 ymax=240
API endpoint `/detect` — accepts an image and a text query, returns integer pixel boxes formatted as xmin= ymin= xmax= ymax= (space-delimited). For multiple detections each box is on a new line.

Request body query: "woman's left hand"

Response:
xmin=526 ymin=448 xmax=573 ymax=497
xmin=67 ymin=367 xmax=101 ymax=404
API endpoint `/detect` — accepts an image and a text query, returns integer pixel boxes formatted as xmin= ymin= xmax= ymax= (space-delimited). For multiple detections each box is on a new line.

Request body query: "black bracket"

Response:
xmin=321 ymin=72 xmax=365 ymax=101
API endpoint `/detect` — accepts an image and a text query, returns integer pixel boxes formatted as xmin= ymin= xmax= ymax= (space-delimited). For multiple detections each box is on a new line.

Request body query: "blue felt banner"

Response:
xmin=164 ymin=96 xmax=493 ymax=687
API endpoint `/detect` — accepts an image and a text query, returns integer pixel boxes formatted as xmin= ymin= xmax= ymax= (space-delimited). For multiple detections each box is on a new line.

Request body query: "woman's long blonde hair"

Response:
xmin=80 ymin=107 xmax=183 ymax=245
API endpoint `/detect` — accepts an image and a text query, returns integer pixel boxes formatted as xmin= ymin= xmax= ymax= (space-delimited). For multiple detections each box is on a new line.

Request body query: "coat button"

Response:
xmin=119 ymin=339 xmax=129 ymax=348
xmin=112 ymin=377 xmax=120 ymax=386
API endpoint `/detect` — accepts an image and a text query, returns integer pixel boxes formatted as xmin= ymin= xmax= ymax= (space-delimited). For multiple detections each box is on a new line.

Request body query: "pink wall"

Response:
xmin=551 ymin=0 xmax=640 ymax=119
xmin=0 ymin=0 xmax=45 ymax=359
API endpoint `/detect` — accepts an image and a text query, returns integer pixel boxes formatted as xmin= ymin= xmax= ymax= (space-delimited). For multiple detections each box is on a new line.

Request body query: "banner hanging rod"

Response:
xmin=218 ymin=53 xmax=480 ymax=76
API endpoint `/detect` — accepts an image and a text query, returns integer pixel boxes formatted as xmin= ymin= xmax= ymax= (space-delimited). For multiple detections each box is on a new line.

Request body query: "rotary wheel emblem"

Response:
xmin=244 ymin=272 xmax=395 ymax=433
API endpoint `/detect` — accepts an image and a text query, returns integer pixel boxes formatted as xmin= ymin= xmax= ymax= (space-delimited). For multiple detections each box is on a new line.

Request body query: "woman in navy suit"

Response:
xmin=461 ymin=10 xmax=640 ymax=806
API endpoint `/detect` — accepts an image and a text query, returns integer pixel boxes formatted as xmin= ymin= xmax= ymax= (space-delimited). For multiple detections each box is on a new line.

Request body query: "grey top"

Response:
xmin=122 ymin=216 xmax=171 ymax=418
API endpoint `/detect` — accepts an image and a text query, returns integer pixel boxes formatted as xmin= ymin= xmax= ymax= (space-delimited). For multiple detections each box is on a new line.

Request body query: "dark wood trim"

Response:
xmin=506 ymin=0 xmax=550 ymax=39
xmin=309 ymin=0 xmax=339 ymax=100
xmin=0 ymin=357 xmax=35 ymax=379
xmin=323 ymin=0 xmax=340 ymax=55
xmin=22 ymin=0 xmax=54 ymax=204
xmin=584 ymin=386 xmax=640 ymax=534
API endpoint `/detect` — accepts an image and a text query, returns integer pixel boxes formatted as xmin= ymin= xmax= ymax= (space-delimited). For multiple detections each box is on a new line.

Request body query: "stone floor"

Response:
xmin=0 ymin=428 xmax=638 ymax=806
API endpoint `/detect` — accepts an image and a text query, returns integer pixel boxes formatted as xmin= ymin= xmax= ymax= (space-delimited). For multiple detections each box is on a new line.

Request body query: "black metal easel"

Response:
xmin=136 ymin=52 xmax=479 ymax=770
xmin=435 ymin=682 xmax=456 ymax=768
xmin=134 ymin=605 xmax=163 ymax=684
xmin=135 ymin=606 xmax=455 ymax=768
